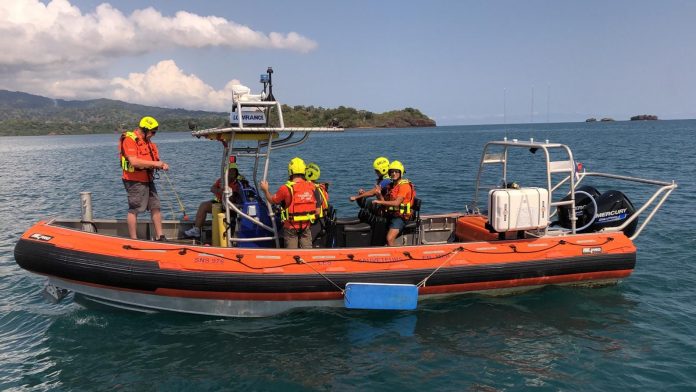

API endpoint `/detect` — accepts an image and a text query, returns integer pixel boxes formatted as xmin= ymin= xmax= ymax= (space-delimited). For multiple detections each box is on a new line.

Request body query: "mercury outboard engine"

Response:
xmin=558 ymin=185 xmax=601 ymax=231
xmin=588 ymin=190 xmax=639 ymax=237
xmin=557 ymin=186 xmax=638 ymax=237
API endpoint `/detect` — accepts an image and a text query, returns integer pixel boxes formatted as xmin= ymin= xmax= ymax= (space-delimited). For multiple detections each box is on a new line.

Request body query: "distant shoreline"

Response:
xmin=4 ymin=118 xmax=696 ymax=137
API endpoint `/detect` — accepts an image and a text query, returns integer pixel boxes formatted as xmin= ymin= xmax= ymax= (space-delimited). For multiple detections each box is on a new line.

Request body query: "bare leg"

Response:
xmin=195 ymin=201 xmax=213 ymax=228
xmin=386 ymin=228 xmax=400 ymax=246
xmin=152 ymin=208 xmax=163 ymax=239
xmin=127 ymin=211 xmax=138 ymax=239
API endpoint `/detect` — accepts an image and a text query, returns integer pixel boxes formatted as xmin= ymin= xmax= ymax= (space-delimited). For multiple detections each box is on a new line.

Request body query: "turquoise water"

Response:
xmin=1 ymin=121 xmax=695 ymax=390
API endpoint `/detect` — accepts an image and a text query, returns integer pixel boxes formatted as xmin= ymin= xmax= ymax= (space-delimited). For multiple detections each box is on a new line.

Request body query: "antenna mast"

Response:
xmin=530 ymin=85 xmax=535 ymax=124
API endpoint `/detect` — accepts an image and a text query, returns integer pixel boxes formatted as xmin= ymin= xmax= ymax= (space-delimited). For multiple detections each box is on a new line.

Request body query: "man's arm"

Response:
xmin=349 ymin=184 xmax=381 ymax=201
xmin=126 ymin=155 xmax=168 ymax=170
xmin=373 ymin=195 xmax=404 ymax=208
xmin=259 ymin=180 xmax=277 ymax=203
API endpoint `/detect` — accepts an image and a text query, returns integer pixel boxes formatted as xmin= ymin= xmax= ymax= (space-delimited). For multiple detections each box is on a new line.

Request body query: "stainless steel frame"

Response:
xmin=473 ymin=138 xmax=677 ymax=239
xmin=191 ymin=96 xmax=342 ymax=247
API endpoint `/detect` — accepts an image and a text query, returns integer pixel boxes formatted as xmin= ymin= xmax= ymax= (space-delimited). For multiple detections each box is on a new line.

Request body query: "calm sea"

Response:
xmin=1 ymin=121 xmax=695 ymax=390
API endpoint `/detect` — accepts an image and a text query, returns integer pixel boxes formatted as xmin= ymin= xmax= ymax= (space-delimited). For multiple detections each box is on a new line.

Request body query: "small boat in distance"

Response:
xmin=14 ymin=69 xmax=678 ymax=317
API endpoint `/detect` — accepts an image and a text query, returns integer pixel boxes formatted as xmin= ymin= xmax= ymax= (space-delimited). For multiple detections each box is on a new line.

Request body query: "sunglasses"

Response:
xmin=388 ymin=169 xmax=400 ymax=174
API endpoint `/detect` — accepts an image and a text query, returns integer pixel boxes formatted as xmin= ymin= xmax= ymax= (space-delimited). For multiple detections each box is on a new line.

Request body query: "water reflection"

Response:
xmin=27 ymin=286 xmax=637 ymax=390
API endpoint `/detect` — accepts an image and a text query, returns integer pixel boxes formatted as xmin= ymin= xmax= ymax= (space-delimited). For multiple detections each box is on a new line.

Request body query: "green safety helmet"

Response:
xmin=305 ymin=162 xmax=320 ymax=182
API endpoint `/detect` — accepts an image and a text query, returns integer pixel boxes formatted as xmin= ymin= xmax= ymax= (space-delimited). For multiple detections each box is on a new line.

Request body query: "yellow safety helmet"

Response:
xmin=388 ymin=160 xmax=405 ymax=174
xmin=305 ymin=162 xmax=320 ymax=182
xmin=373 ymin=156 xmax=390 ymax=175
xmin=139 ymin=116 xmax=159 ymax=131
xmin=288 ymin=157 xmax=307 ymax=176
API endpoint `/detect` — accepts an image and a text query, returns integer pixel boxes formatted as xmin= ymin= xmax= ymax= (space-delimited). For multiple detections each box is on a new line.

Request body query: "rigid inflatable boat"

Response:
xmin=14 ymin=69 xmax=677 ymax=317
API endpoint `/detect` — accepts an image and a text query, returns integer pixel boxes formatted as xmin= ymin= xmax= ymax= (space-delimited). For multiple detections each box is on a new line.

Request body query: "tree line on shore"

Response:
xmin=0 ymin=90 xmax=435 ymax=136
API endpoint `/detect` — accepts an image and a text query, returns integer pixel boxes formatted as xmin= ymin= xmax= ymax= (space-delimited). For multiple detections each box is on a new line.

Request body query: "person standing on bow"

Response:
xmin=371 ymin=160 xmax=416 ymax=246
xmin=260 ymin=157 xmax=317 ymax=249
xmin=349 ymin=156 xmax=391 ymax=202
xmin=119 ymin=116 xmax=169 ymax=240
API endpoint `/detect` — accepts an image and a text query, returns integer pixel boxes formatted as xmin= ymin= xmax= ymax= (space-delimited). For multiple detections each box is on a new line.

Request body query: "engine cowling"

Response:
xmin=557 ymin=186 xmax=638 ymax=236
xmin=558 ymin=185 xmax=600 ymax=231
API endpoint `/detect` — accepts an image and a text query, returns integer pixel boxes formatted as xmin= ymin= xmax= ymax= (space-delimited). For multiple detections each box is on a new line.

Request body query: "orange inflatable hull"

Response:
xmin=15 ymin=220 xmax=636 ymax=316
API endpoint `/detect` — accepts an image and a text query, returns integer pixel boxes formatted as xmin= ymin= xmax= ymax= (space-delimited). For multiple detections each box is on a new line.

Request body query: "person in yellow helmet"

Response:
xmin=260 ymin=157 xmax=317 ymax=248
xmin=119 ymin=116 xmax=169 ymax=240
xmin=184 ymin=157 xmax=248 ymax=239
xmin=372 ymin=160 xmax=416 ymax=246
xmin=349 ymin=156 xmax=392 ymax=202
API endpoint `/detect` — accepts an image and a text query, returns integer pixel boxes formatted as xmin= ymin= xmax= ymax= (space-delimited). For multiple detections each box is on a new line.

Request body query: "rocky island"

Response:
xmin=630 ymin=114 xmax=658 ymax=121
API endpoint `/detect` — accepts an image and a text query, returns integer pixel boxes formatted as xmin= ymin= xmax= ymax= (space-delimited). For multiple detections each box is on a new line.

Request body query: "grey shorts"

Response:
xmin=123 ymin=180 xmax=161 ymax=214
xmin=283 ymin=226 xmax=313 ymax=249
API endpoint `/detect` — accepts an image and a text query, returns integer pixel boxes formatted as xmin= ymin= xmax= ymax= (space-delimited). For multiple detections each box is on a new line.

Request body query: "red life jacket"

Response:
xmin=281 ymin=180 xmax=317 ymax=226
xmin=120 ymin=130 xmax=159 ymax=182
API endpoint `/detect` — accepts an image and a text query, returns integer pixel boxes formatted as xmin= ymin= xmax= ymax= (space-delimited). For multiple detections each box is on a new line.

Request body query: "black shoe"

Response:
xmin=154 ymin=235 xmax=167 ymax=242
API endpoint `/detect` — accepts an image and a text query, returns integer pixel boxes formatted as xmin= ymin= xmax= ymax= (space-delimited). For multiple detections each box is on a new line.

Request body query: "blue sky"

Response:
xmin=1 ymin=0 xmax=695 ymax=125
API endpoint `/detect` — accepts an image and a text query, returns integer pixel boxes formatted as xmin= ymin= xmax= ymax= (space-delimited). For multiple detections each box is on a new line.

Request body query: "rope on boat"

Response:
xmin=156 ymin=181 xmax=178 ymax=220
xmin=416 ymin=247 xmax=463 ymax=288
xmin=121 ymin=236 xmax=615 ymax=270
xmin=161 ymin=170 xmax=189 ymax=220
xmin=294 ymin=256 xmax=345 ymax=294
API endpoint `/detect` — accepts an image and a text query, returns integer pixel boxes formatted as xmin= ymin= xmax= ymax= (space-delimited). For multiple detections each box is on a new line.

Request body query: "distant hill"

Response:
xmin=0 ymin=90 xmax=435 ymax=136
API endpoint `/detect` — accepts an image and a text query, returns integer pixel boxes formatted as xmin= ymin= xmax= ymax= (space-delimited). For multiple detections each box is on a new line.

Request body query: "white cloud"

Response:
xmin=0 ymin=0 xmax=317 ymax=69
xmin=0 ymin=0 xmax=316 ymax=109
xmin=111 ymin=60 xmax=238 ymax=111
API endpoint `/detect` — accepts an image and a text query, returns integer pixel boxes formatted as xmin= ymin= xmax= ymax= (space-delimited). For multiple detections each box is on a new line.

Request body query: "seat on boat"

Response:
xmin=455 ymin=215 xmax=499 ymax=242
xmin=311 ymin=206 xmax=336 ymax=248
xmin=401 ymin=198 xmax=422 ymax=245
xmin=334 ymin=216 xmax=371 ymax=247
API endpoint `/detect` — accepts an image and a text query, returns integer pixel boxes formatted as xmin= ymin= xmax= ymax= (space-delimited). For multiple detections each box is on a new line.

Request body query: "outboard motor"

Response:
xmin=558 ymin=185 xmax=601 ymax=231
xmin=557 ymin=186 xmax=638 ymax=237
xmin=588 ymin=190 xmax=638 ymax=237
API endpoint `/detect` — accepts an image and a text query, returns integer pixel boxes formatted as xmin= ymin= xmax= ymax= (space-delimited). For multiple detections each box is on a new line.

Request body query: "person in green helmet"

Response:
xmin=305 ymin=162 xmax=330 ymax=219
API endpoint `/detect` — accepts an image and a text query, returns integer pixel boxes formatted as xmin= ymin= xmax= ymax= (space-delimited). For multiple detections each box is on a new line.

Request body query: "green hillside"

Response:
xmin=0 ymin=90 xmax=436 ymax=136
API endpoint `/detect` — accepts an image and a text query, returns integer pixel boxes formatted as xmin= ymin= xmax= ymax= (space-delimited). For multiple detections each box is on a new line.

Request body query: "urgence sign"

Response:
xmin=230 ymin=111 xmax=267 ymax=125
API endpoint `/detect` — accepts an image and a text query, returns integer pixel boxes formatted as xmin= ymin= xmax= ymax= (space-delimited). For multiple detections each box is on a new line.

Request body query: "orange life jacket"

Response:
xmin=313 ymin=182 xmax=329 ymax=217
xmin=281 ymin=180 xmax=317 ymax=225
xmin=386 ymin=179 xmax=416 ymax=219
xmin=119 ymin=131 xmax=159 ymax=182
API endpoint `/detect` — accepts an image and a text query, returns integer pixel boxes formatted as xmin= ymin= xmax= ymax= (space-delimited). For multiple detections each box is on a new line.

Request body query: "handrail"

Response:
xmin=473 ymin=138 xmax=677 ymax=240
xmin=576 ymin=172 xmax=677 ymax=240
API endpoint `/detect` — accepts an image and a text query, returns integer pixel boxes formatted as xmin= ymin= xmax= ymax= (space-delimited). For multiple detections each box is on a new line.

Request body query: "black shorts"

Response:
xmin=123 ymin=180 xmax=161 ymax=214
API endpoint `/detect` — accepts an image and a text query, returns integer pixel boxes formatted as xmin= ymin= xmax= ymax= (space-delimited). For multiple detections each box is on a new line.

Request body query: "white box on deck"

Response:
xmin=488 ymin=188 xmax=549 ymax=232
